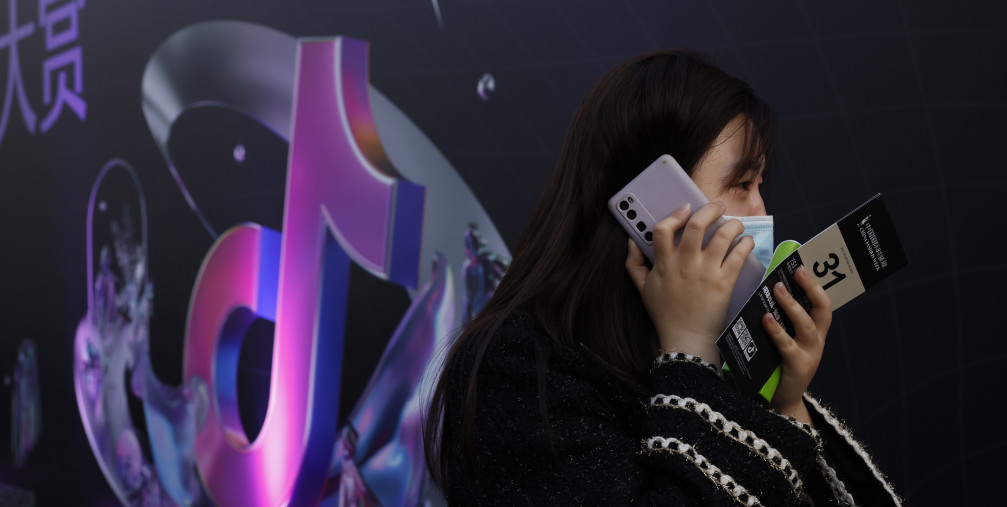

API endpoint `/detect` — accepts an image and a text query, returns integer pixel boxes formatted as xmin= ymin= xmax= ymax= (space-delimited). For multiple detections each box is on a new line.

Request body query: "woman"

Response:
xmin=424 ymin=49 xmax=900 ymax=506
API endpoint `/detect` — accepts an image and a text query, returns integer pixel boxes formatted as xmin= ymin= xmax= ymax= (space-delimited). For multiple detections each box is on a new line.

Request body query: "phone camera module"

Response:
xmin=636 ymin=221 xmax=647 ymax=232
xmin=627 ymin=209 xmax=637 ymax=220
xmin=619 ymin=200 xmax=629 ymax=211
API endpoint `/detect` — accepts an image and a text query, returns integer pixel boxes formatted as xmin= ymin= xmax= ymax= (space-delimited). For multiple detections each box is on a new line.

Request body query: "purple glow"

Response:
xmin=86 ymin=19 xmax=514 ymax=504
xmin=39 ymin=0 xmax=86 ymax=132
xmin=329 ymin=428 xmax=380 ymax=506
xmin=116 ymin=429 xmax=144 ymax=491
xmin=75 ymin=159 xmax=207 ymax=506
xmin=40 ymin=45 xmax=86 ymax=132
xmin=342 ymin=253 xmax=454 ymax=506
xmin=75 ymin=160 xmax=161 ymax=505
xmin=68 ymin=17 xmax=515 ymax=504
xmin=184 ymin=36 xmax=426 ymax=505
xmin=39 ymin=0 xmax=81 ymax=50
xmin=139 ymin=349 xmax=210 ymax=505
xmin=10 ymin=339 xmax=41 ymax=469
xmin=0 ymin=0 xmax=38 ymax=142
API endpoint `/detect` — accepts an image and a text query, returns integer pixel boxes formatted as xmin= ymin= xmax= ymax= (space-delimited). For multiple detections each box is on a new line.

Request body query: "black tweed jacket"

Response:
xmin=441 ymin=314 xmax=900 ymax=506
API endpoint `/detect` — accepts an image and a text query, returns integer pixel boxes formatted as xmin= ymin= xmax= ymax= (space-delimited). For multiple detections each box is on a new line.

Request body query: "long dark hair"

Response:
xmin=424 ymin=49 xmax=776 ymax=490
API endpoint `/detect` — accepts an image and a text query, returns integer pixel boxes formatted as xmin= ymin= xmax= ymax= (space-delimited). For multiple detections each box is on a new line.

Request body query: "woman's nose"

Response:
xmin=751 ymin=189 xmax=766 ymax=215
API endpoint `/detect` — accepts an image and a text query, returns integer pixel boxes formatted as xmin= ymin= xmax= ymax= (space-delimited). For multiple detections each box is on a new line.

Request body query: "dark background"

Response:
xmin=0 ymin=0 xmax=1004 ymax=504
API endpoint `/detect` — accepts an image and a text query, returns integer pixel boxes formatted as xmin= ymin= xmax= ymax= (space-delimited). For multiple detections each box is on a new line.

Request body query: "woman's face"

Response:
xmin=691 ymin=116 xmax=766 ymax=217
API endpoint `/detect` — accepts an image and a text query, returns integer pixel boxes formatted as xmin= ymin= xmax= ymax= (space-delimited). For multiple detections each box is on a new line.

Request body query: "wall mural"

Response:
xmin=1 ymin=2 xmax=996 ymax=505
xmin=71 ymin=21 xmax=508 ymax=506
xmin=0 ymin=0 xmax=86 ymax=144
xmin=8 ymin=339 xmax=40 ymax=471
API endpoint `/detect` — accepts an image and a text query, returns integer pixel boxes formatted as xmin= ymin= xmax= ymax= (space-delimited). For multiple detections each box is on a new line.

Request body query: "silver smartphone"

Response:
xmin=607 ymin=154 xmax=765 ymax=320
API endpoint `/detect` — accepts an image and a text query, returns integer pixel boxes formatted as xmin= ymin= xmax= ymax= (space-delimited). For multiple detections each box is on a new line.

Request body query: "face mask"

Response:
xmin=724 ymin=215 xmax=774 ymax=269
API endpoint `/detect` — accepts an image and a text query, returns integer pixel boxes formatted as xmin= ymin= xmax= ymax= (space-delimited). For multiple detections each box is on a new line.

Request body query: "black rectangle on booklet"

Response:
xmin=836 ymin=195 xmax=908 ymax=289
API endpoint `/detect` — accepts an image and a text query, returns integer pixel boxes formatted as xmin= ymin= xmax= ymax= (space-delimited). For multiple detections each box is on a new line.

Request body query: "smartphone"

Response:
xmin=607 ymin=154 xmax=765 ymax=320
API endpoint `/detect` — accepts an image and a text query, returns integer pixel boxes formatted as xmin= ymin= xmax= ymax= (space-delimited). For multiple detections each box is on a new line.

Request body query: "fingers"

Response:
xmin=721 ymin=234 xmax=755 ymax=276
xmin=651 ymin=203 xmax=692 ymax=261
xmin=625 ymin=238 xmax=648 ymax=294
xmin=772 ymin=281 xmax=819 ymax=346
xmin=763 ymin=312 xmax=796 ymax=354
xmin=705 ymin=217 xmax=745 ymax=262
xmin=796 ymin=265 xmax=833 ymax=332
xmin=762 ymin=268 xmax=830 ymax=419
xmin=763 ymin=310 xmax=816 ymax=421
xmin=677 ymin=201 xmax=726 ymax=253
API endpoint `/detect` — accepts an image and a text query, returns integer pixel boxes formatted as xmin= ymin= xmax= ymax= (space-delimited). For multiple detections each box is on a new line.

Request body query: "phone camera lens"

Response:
xmin=645 ymin=231 xmax=653 ymax=242
xmin=619 ymin=200 xmax=629 ymax=211
xmin=636 ymin=221 xmax=647 ymax=232
xmin=627 ymin=209 xmax=637 ymax=220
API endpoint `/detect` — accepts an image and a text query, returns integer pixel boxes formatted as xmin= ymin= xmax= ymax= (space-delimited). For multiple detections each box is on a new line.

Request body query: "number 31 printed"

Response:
xmin=813 ymin=252 xmax=846 ymax=290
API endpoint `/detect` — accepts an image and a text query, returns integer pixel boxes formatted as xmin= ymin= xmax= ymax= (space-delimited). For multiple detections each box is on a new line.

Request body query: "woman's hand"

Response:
xmin=762 ymin=266 xmax=832 ymax=426
xmin=625 ymin=202 xmax=755 ymax=367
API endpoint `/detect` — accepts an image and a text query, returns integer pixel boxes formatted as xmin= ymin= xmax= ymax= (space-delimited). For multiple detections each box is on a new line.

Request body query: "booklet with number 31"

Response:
xmin=718 ymin=194 xmax=908 ymax=401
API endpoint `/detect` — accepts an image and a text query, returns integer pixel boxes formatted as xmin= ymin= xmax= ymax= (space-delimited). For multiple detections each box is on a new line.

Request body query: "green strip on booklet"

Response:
xmin=723 ymin=240 xmax=801 ymax=402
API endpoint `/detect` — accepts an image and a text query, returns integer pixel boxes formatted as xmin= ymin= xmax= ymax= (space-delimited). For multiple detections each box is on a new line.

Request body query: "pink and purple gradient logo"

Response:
xmin=183 ymin=37 xmax=425 ymax=505
xmin=76 ymin=22 xmax=509 ymax=506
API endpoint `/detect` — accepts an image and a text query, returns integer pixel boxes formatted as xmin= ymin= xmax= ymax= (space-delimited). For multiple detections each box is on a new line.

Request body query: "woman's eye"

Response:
xmin=736 ymin=181 xmax=752 ymax=192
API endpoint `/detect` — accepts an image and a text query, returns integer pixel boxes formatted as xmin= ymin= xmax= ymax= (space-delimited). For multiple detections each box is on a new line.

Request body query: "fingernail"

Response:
xmin=775 ymin=282 xmax=785 ymax=293
xmin=797 ymin=265 xmax=808 ymax=277
xmin=676 ymin=203 xmax=691 ymax=214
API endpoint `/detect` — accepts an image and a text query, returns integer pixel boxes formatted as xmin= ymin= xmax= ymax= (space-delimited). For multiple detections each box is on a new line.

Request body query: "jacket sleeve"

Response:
xmin=648 ymin=353 xmax=904 ymax=506
xmin=801 ymin=394 xmax=903 ymax=506
xmin=444 ymin=322 xmax=839 ymax=505
xmin=646 ymin=352 xmax=825 ymax=506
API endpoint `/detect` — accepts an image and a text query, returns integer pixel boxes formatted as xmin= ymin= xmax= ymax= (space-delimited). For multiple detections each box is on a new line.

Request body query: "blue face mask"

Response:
xmin=725 ymin=215 xmax=774 ymax=269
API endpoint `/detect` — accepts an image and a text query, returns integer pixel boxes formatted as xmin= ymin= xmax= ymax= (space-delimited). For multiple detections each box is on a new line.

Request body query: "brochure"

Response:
xmin=717 ymin=194 xmax=908 ymax=401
